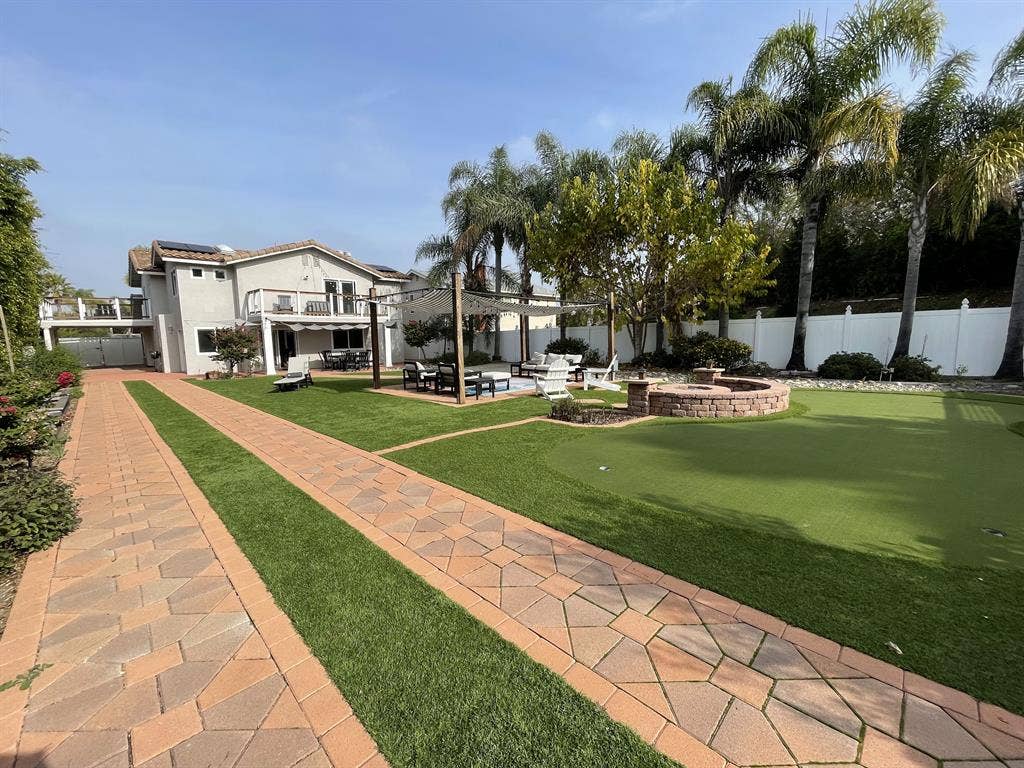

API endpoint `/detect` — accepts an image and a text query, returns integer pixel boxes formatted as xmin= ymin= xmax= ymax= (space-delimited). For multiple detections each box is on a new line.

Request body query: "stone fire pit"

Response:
xmin=627 ymin=368 xmax=790 ymax=419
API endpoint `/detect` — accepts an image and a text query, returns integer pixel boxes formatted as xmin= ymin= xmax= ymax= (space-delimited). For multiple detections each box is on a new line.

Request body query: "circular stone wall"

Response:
xmin=627 ymin=375 xmax=790 ymax=419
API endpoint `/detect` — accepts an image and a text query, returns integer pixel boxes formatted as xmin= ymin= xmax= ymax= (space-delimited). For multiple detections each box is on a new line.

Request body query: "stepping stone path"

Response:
xmin=6 ymin=370 xmax=1024 ymax=768
xmin=0 ymin=378 xmax=386 ymax=768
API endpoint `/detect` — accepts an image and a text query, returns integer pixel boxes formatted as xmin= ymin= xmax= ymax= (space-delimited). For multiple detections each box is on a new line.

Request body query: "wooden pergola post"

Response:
xmin=606 ymin=290 xmax=616 ymax=363
xmin=452 ymin=271 xmax=466 ymax=404
xmin=368 ymin=287 xmax=381 ymax=389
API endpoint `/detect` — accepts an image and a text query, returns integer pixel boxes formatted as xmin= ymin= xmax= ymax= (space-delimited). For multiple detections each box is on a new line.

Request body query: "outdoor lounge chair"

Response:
xmin=273 ymin=358 xmax=313 ymax=391
xmin=436 ymin=363 xmax=485 ymax=399
xmin=402 ymin=361 xmax=437 ymax=391
xmin=582 ymin=354 xmax=620 ymax=391
xmin=534 ymin=359 xmax=573 ymax=401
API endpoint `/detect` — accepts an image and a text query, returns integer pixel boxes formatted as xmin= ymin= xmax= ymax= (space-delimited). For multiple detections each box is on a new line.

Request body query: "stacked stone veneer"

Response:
xmin=627 ymin=369 xmax=790 ymax=418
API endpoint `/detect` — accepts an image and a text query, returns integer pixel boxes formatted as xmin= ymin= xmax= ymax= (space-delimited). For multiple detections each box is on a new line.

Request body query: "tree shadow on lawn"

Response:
xmin=560 ymin=404 xmax=1024 ymax=570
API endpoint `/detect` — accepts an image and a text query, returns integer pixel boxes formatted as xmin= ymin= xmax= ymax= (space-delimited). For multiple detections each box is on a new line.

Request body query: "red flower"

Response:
xmin=0 ymin=395 xmax=9 ymax=404
xmin=56 ymin=371 xmax=75 ymax=388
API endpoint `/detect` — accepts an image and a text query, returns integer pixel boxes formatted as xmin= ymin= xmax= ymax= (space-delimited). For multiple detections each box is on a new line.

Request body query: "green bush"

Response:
xmin=733 ymin=361 xmax=775 ymax=377
xmin=20 ymin=345 xmax=82 ymax=388
xmin=892 ymin=355 xmax=941 ymax=382
xmin=630 ymin=350 xmax=680 ymax=369
xmin=670 ymin=331 xmax=752 ymax=370
xmin=545 ymin=337 xmax=601 ymax=366
xmin=0 ymin=374 xmax=53 ymax=407
xmin=817 ymin=352 xmax=883 ymax=380
xmin=549 ymin=398 xmax=583 ymax=421
xmin=0 ymin=400 xmax=53 ymax=466
xmin=0 ymin=468 xmax=78 ymax=570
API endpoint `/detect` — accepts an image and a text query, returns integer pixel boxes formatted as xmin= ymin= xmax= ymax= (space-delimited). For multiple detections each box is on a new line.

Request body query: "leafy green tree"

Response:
xmin=0 ymin=153 xmax=47 ymax=347
xmin=211 ymin=325 xmax=261 ymax=376
xmin=890 ymin=51 xmax=977 ymax=362
xmin=947 ymin=30 xmax=1024 ymax=378
xmin=402 ymin=320 xmax=441 ymax=360
xmin=743 ymin=0 xmax=943 ymax=369
xmin=529 ymin=160 xmax=773 ymax=354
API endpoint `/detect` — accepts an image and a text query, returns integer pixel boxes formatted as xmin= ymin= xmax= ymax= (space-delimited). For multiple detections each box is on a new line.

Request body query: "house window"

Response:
xmin=196 ymin=328 xmax=217 ymax=354
xmin=325 ymin=280 xmax=356 ymax=314
xmin=214 ymin=269 xmax=226 ymax=280
xmin=191 ymin=268 xmax=204 ymax=278
xmin=274 ymin=295 xmax=294 ymax=312
xmin=331 ymin=328 xmax=364 ymax=349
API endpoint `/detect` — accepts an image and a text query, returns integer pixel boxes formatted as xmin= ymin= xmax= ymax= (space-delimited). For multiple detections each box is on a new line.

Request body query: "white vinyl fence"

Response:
xmin=400 ymin=299 xmax=1014 ymax=376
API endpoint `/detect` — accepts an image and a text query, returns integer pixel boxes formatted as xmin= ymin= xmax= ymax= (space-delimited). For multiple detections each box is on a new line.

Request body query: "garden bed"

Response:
xmin=551 ymin=407 xmax=635 ymax=425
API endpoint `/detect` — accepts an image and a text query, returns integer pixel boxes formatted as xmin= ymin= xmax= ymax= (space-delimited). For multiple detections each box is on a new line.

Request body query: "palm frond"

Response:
xmin=820 ymin=86 xmax=903 ymax=167
xmin=989 ymin=29 xmax=1024 ymax=99
xmin=945 ymin=127 xmax=1024 ymax=237
xmin=612 ymin=129 xmax=668 ymax=167
xmin=745 ymin=19 xmax=818 ymax=94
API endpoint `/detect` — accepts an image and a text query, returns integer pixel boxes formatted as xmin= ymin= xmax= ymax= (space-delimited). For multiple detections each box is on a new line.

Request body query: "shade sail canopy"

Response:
xmin=382 ymin=289 xmax=601 ymax=320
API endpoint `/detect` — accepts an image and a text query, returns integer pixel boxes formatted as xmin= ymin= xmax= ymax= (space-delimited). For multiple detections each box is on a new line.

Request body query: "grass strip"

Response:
xmin=192 ymin=375 xmax=624 ymax=451
xmin=125 ymin=381 xmax=675 ymax=768
xmin=390 ymin=410 xmax=1024 ymax=715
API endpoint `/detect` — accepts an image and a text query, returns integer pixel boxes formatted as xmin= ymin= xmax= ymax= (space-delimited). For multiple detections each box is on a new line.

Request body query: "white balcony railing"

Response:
xmin=39 ymin=296 xmax=151 ymax=322
xmin=244 ymin=289 xmax=385 ymax=320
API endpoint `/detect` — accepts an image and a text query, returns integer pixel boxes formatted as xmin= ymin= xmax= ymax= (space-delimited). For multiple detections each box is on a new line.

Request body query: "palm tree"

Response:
xmin=890 ymin=51 xmax=976 ymax=363
xmin=670 ymin=79 xmax=782 ymax=337
xmin=445 ymin=146 xmax=528 ymax=359
xmin=743 ymin=0 xmax=943 ymax=370
xmin=947 ymin=30 xmax=1024 ymax=379
xmin=415 ymin=201 xmax=491 ymax=352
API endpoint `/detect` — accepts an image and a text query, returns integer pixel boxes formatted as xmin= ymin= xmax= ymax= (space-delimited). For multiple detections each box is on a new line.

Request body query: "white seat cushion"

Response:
xmin=480 ymin=372 xmax=511 ymax=381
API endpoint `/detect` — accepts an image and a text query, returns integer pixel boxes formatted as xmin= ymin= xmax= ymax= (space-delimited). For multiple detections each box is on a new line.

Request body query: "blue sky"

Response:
xmin=2 ymin=0 xmax=1021 ymax=294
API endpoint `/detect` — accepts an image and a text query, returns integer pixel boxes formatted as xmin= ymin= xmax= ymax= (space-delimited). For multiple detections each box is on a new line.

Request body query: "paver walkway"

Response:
xmin=146 ymin=376 xmax=1024 ymax=768
xmin=0 ymin=378 xmax=386 ymax=768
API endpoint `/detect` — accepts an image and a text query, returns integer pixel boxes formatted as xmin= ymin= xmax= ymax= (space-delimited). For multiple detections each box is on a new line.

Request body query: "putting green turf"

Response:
xmin=389 ymin=390 xmax=1024 ymax=713
xmin=561 ymin=390 xmax=1024 ymax=568
xmin=192 ymin=374 xmax=624 ymax=451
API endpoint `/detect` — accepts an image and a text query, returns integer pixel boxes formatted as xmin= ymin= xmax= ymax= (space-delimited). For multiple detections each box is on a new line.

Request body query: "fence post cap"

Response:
xmin=961 ymin=298 xmax=970 ymax=309
xmin=845 ymin=305 xmax=853 ymax=315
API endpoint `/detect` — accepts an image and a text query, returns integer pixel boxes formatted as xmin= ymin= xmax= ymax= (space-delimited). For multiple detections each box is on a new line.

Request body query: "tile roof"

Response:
xmin=127 ymin=239 xmax=407 ymax=280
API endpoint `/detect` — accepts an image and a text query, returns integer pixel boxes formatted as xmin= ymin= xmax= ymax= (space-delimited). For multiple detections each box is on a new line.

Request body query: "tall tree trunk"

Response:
xmin=558 ymin=286 xmax=567 ymax=341
xmin=994 ymin=199 xmax=1024 ymax=379
xmin=493 ymin=232 xmax=503 ymax=360
xmin=520 ymin=254 xmax=531 ymax=358
xmin=717 ymin=302 xmax=730 ymax=338
xmin=786 ymin=197 xmax=822 ymax=371
xmin=891 ymin=191 xmax=929 ymax=364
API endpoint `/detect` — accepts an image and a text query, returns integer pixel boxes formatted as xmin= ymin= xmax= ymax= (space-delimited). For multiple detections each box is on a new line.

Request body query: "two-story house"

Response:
xmin=40 ymin=239 xmax=409 ymax=375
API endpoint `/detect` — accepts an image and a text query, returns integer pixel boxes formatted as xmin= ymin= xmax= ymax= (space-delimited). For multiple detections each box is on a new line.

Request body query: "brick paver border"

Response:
xmin=148 ymin=375 xmax=1024 ymax=768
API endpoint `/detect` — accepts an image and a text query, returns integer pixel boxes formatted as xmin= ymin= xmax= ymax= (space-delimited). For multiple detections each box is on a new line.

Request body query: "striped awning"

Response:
xmin=280 ymin=322 xmax=369 ymax=331
xmin=384 ymin=289 xmax=601 ymax=320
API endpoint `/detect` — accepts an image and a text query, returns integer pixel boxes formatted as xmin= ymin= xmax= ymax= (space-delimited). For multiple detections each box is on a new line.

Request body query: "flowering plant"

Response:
xmin=56 ymin=371 xmax=75 ymax=388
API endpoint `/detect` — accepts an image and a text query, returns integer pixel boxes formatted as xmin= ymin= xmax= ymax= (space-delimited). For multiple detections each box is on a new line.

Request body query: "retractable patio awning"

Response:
xmin=279 ymin=322 xmax=369 ymax=331
xmin=383 ymin=288 xmax=601 ymax=320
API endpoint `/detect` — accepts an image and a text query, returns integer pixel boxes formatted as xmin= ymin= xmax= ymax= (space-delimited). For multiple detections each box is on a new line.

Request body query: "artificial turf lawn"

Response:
xmin=390 ymin=390 xmax=1024 ymax=715
xmin=193 ymin=374 xmax=620 ymax=451
xmin=125 ymin=381 xmax=676 ymax=768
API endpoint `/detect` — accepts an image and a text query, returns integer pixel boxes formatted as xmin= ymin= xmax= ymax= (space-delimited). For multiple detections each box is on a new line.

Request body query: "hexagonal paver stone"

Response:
xmin=771 ymin=679 xmax=861 ymax=737
xmin=751 ymin=635 xmax=818 ymax=680
xmin=657 ymin=624 xmax=722 ymax=666
xmin=573 ymin=561 xmax=618 ymax=585
xmin=663 ymin=682 xmax=732 ymax=743
xmin=903 ymin=695 xmax=993 ymax=760
xmin=765 ymin=698 xmax=858 ymax=764
xmin=711 ymin=699 xmax=795 ymax=766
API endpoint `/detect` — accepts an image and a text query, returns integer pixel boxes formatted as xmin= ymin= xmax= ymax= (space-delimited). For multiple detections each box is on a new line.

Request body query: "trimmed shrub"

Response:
xmin=0 ymin=468 xmax=79 ymax=571
xmin=817 ymin=352 xmax=883 ymax=380
xmin=892 ymin=355 xmax=940 ymax=382
xmin=550 ymin=398 xmax=583 ymax=422
xmin=670 ymin=331 xmax=752 ymax=370
xmin=733 ymin=361 xmax=775 ymax=377
xmin=0 ymin=374 xmax=53 ymax=408
xmin=0 ymin=399 xmax=53 ymax=466
xmin=630 ymin=350 xmax=680 ymax=369
xmin=435 ymin=350 xmax=493 ymax=366
xmin=20 ymin=345 xmax=82 ymax=388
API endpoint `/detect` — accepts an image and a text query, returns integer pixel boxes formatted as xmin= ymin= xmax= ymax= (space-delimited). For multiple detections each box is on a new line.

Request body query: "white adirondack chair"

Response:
xmin=534 ymin=359 xmax=573 ymax=401
xmin=582 ymin=354 xmax=621 ymax=391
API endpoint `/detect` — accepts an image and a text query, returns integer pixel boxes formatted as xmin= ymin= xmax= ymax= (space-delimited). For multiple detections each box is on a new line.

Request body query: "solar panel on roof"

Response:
xmin=368 ymin=263 xmax=399 ymax=273
xmin=156 ymin=240 xmax=218 ymax=254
